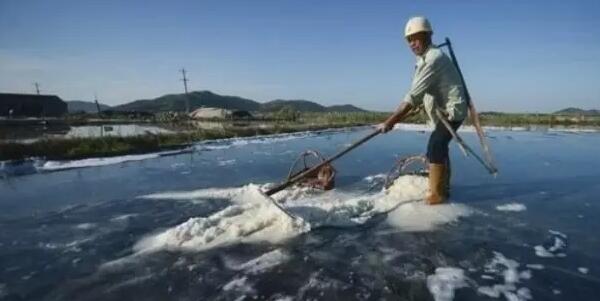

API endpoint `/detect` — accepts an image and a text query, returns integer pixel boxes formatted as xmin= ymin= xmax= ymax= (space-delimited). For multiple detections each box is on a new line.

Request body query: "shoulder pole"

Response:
xmin=438 ymin=38 xmax=498 ymax=174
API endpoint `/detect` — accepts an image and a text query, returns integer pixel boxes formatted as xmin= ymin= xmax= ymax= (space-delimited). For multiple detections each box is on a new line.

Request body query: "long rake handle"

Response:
xmin=264 ymin=130 xmax=380 ymax=196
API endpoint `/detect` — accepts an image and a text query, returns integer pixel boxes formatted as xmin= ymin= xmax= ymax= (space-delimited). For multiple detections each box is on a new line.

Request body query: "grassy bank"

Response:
xmin=2 ymin=111 xmax=599 ymax=161
xmin=0 ymin=120 xmax=375 ymax=161
xmin=300 ymin=111 xmax=600 ymax=127
xmin=478 ymin=113 xmax=600 ymax=127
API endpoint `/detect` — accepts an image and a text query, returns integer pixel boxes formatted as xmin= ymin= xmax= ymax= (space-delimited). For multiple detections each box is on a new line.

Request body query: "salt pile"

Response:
xmin=135 ymin=175 xmax=473 ymax=253
xmin=385 ymin=176 xmax=472 ymax=231
xmin=134 ymin=185 xmax=309 ymax=252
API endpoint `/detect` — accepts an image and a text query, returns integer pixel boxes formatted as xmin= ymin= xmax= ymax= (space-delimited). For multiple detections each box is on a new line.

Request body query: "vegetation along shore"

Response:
xmin=2 ymin=110 xmax=599 ymax=162
xmin=2 ymin=91 xmax=599 ymax=161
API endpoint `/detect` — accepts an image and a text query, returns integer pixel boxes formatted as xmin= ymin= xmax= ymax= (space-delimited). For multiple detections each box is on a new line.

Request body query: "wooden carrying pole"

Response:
xmin=435 ymin=109 xmax=497 ymax=174
xmin=264 ymin=130 xmax=380 ymax=196
xmin=437 ymin=37 xmax=498 ymax=174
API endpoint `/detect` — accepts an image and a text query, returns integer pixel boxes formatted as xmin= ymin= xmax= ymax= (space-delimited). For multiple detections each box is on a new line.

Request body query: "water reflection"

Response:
xmin=0 ymin=124 xmax=173 ymax=143
xmin=190 ymin=120 xmax=270 ymax=130
xmin=62 ymin=124 xmax=172 ymax=138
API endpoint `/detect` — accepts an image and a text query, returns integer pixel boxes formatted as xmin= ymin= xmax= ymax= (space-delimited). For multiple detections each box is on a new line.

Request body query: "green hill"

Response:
xmin=260 ymin=99 xmax=326 ymax=112
xmin=326 ymin=104 xmax=366 ymax=112
xmin=113 ymin=91 xmax=261 ymax=112
xmin=113 ymin=90 xmax=367 ymax=113
xmin=554 ymin=107 xmax=600 ymax=116
xmin=67 ymin=100 xmax=111 ymax=113
xmin=260 ymin=100 xmax=365 ymax=113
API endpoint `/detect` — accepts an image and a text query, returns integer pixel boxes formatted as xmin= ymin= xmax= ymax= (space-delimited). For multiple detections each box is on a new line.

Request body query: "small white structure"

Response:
xmin=189 ymin=107 xmax=232 ymax=119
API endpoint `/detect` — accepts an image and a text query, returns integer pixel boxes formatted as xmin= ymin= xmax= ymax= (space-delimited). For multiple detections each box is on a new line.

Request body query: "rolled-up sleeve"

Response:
xmin=404 ymin=62 xmax=439 ymax=107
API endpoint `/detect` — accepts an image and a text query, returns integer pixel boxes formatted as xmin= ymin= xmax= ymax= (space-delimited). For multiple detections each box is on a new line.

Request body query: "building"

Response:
xmin=189 ymin=107 xmax=232 ymax=119
xmin=0 ymin=93 xmax=67 ymax=118
xmin=189 ymin=107 xmax=253 ymax=120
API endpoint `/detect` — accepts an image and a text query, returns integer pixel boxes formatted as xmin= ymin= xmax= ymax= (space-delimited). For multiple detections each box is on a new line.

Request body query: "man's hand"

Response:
xmin=376 ymin=122 xmax=394 ymax=133
xmin=377 ymin=101 xmax=413 ymax=134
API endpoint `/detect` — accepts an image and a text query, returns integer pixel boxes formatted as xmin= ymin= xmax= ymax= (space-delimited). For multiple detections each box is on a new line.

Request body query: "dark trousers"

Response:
xmin=427 ymin=120 xmax=462 ymax=164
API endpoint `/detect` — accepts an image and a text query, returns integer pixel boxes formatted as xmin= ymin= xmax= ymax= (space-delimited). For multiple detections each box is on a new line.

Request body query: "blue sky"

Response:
xmin=1 ymin=0 xmax=599 ymax=112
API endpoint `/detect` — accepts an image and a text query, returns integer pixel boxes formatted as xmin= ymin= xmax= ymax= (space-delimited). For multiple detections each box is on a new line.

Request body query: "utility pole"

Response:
xmin=180 ymin=68 xmax=190 ymax=113
xmin=34 ymin=82 xmax=40 ymax=95
xmin=94 ymin=92 xmax=102 ymax=114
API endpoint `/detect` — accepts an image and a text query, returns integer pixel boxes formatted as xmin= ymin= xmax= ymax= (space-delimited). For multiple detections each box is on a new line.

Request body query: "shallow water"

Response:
xmin=0 ymin=124 xmax=172 ymax=143
xmin=1 ymin=126 xmax=600 ymax=301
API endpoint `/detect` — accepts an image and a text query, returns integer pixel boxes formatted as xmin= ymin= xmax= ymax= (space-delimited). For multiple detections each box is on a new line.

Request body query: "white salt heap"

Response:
xmin=135 ymin=175 xmax=472 ymax=253
xmin=135 ymin=185 xmax=309 ymax=253
xmin=385 ymin=176 xmax=472 ymax=231
xmin=279 ymin=175 xmax=471 ymax=231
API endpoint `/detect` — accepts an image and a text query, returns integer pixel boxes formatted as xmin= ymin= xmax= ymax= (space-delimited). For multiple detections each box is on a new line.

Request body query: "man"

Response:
xmin=377 ymin=16 xmax=468 ymax=205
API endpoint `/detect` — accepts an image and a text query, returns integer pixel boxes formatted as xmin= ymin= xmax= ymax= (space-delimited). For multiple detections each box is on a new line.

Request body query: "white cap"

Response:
xmin=405 ymin=16 xmax=433 ymax=37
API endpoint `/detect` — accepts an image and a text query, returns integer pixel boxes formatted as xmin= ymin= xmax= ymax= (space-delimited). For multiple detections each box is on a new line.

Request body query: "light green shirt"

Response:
xmin=404 ymin=46 xmax=468 ymax=125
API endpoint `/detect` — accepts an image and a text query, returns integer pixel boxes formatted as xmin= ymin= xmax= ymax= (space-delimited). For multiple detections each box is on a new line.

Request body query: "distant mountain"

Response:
xmin=326 ymin=104 xmax=366 ymax=112
xmin=113 ymin=90 xmax=367 ymax=113
xmin=67 ymin=100 xmax=110 ymax=113
xmin=113 ymin=91 xmax=260 ymax=112
xmin=260 ymin=99 xmax=326 ymax=112
xmin=554 ymin=107 xmax=600 ymax=116
xmin=260 ymin=100 xmax=366 ymax=113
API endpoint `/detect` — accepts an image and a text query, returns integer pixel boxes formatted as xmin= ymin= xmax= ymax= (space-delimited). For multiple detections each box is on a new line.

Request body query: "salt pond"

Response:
xmin=1 ymin=125 xmax=599 ymax=300
xmin=0 ymin=124 xmax=173 ymax=143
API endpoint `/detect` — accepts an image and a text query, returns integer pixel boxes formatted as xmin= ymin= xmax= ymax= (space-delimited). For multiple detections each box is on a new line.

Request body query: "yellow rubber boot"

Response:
xmin=426 ymin=163 xmax=447 ymax=205
xmin=444 ymin=159 xmax=451 ymax=198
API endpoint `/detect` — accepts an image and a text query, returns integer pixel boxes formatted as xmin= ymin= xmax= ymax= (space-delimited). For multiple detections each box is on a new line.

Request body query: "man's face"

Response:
xmin=406 ymin=32 xmax=430 ymax=56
